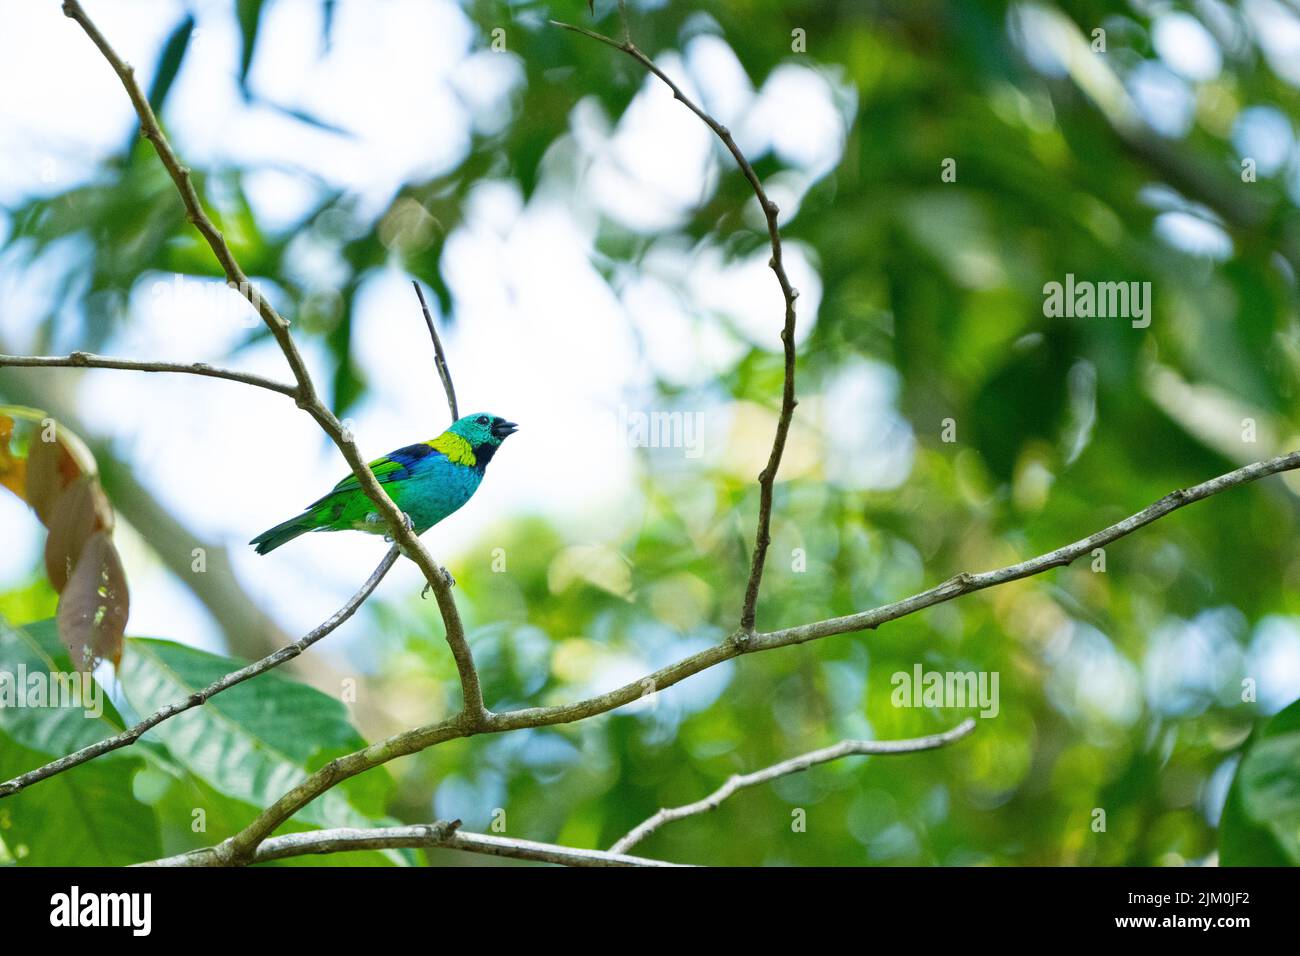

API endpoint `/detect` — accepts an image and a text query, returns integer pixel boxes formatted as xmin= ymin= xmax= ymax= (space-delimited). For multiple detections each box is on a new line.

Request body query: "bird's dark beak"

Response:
xmin=492 ymin=419 xmax=519 ymax=438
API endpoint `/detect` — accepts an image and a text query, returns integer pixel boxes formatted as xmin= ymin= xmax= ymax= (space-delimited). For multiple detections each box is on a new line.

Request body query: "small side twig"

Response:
xmin=0 ymin=352 xmax=297 ymax=398
xmin=550 ymin=15 xmax=800 ymax=635
xmin=609 ymin=720 xmax=977 ymax=854
xmin=0 ymin=546 xmax=400 ymax=798
xmin=411 ymin=281 xmax=459 ymax=423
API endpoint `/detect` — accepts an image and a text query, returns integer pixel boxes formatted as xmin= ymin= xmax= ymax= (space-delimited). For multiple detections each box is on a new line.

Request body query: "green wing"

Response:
xmin=310 ymin=442 xmax=442 ymax=506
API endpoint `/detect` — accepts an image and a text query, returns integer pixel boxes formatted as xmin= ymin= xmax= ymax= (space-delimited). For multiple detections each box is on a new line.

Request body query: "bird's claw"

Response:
xmin=421 ymin=566 xmax=456 ymax=599
xmin=383 ymin=513 xmax=416 ymax=543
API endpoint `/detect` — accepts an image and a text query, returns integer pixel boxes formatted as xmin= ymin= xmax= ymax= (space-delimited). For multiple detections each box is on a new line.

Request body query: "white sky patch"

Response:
xmin=1153 ymin=210 xmax=1234 ymax=260
xmin=1153 ymin=11 xmax=1223 ymax=83
xmin=1128 ymin=61 xmax=1195 ymax=138
xmin=817 ymin=359 xmax=915 ymax=492
xmin=1045 ymin=621 xmax=1143 ymax=728
xmin=685 ymin=240 xmax=820 ymax=349
xmin=1247 ymin=616 xmax=1300 ymax=713
xmin=0 ymin=495 xmax=41 ymax=582
xmin=746 ymin=63 xmax=850 ymax=180
xmin=582 ymin=63 xmax=718 ymax=232
xmin=1244 ymin=0 xmax=1300 ymax=87
xmin=684 ymin=33 xmax=756 ymax=130
xmin=1232 ymin=105 xmax=1294 ymax=177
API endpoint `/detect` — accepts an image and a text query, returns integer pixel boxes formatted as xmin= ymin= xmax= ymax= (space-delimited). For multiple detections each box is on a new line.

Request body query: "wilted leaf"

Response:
xmin=56 ymin=531 xmax=129 ymax=670
xmin=0 ymin=412 xmax=25 ymax=498
xmin=43 ymin=475 xmax=112 ymax=591
xmin=23 ymin=420 xmax=97 ymax=525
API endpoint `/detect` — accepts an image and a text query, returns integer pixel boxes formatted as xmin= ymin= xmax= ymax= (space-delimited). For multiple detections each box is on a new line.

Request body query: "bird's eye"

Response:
xmin=477 ymin=416 xmax=489 ymax=425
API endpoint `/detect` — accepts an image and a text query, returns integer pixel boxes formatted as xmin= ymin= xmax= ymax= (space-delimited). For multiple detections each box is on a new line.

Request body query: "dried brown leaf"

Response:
xmin=56 ymin=531 xmax=129 ymax=670
xmin=44 ymin=475 xmax=111 ymax=591
xmin=0 ymin=413 xmax=25 ymax=499
xmin=22 ymin=418 xmax=99 ymax=526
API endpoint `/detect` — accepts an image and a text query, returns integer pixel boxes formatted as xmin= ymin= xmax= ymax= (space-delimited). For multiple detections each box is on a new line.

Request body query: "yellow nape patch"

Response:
xmin=427 ymin=432 xmax=477 ymax=467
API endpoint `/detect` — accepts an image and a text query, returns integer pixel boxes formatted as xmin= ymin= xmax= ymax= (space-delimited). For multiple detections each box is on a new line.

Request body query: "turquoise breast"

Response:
xmin=387 ymin=454 xmax=484 ymax=534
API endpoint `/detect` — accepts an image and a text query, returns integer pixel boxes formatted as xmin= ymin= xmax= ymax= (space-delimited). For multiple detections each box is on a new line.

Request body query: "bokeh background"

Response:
xmin=2 ymin=0 xmax=1300 ymax=865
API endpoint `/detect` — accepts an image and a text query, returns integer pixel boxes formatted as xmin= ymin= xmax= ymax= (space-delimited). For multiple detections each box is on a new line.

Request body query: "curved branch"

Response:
xmin=0 ymin=352 xmax=298 ymax=398
xmin=412 ymin=282 xmax=459 ymax=423
xmin=551 ymin=16 xmax=799 ymax=635
xmin=204 ymin=449 xmax=1300 ymax=864
xmin=610 ymin=719 xmax=977 ymax=854
xmin=60 ymin=0 xmax=484 ymax=721
xmin=0 ymin=546 xmax=400 ymax=798
xmin=145 ymin=820 xmax=683 ymax=868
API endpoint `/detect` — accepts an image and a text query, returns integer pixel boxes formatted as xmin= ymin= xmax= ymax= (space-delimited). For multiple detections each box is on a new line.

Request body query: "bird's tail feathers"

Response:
xmin=250 ymin=513 xmax=314 ymax=555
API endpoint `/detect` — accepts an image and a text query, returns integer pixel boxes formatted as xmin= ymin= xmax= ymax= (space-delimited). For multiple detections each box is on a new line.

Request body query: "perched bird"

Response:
xmin=251 ymin=412 xmax=518 ymax=555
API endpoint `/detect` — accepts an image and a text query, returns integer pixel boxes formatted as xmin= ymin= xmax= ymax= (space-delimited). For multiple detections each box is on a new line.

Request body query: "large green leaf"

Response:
xmin=118 ymin=638 xmax=395 ymax=831
xmin=0 ymin=617 xmax=162 ymax=865
xmin=139 ymin=760 xmax=406 ymax=867
xmin=1220 ymin=698 xmax=1300 ymax=866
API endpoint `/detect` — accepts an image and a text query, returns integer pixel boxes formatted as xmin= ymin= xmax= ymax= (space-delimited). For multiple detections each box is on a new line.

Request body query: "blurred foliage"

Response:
xmin=3 ymin=0 xmax=1300 ymax=865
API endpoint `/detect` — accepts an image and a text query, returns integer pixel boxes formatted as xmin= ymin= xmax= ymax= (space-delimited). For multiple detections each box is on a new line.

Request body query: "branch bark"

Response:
xmin=145 ymin=821 xmax=684 ymax=868
xmin=0 ymin=547 xmax=400 ymax=798
xmin=0 ymin=352 xmax=297 ymax=398
xmin=609 ymin=719 xmax=977 ymax=853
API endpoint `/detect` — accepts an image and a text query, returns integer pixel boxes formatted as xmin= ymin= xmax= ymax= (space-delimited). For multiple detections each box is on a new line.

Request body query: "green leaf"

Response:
xmin=0 ymin=617 xmax=162 ymax=865
xmin=146 ymin=15 xmax=195 ymax=116
xmin=1220 ymin=697 xmax=1300 ymax=866
xmin=235 ymin=0 xmax=266 ymax=94
xmin=117 ymin=638 xmax=395 ymax=830
xmin=0 ymin=736 xmax=162 ymax=866
xmin=142 ymin=762 xmax=407 ymax=866
xmin=0 ymin=617 xmax=127 ymax=756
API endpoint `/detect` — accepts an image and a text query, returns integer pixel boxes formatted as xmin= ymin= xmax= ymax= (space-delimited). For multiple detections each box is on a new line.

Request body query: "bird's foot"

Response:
xmin=420 ymin=566 xmax=456 ymax=599
xmin=383 ymin=512 xmax=416 ymax=542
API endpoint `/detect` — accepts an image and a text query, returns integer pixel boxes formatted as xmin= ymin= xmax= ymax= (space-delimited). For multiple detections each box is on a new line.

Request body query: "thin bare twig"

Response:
xmin=0 ymin=546 xmax=400 ymax=798
xmin=411 ymin=281 xmax=459 ymax=423
xmin=144 ymin=820 xmax=684 ymax=868
xmin=550 ymin=16 xmax=799 ymax=635
xmin=191 ymin=449 xmax=1300 ymax=866
xmin=59 ymin=0 xmax=485 ymax=723
xmin=0 ymin=352 xmax=298 ymax=398
xmin=609 ymin=719 xmax=977 ymax=854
